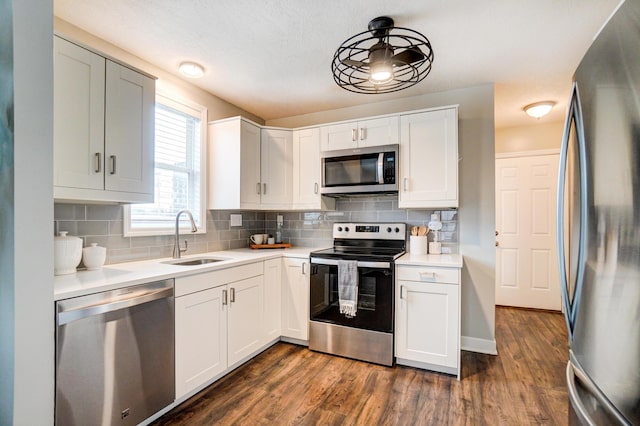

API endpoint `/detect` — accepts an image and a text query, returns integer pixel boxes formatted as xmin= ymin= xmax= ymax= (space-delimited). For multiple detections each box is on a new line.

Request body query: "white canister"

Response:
xmin=429 ymin=241 xmax=442 ymax=255
xmin=82 ymin=243 xmax=107 ymax=271
xmin=409 ymin=236 xmax=428 ymax=255
xmin=54 ymin=231 xmax=83 ymax=275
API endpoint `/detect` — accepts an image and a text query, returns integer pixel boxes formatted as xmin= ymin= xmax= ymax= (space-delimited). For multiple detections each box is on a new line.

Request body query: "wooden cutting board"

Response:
xmin=250 ymin=243 xmax=292 ymax=249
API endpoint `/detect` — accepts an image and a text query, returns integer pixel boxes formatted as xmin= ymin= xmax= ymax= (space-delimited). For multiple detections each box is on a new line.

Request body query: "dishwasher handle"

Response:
xmin=57 ymin=286 xmax=174 ymax=326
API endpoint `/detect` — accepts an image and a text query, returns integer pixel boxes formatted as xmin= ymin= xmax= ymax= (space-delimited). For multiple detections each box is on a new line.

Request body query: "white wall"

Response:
xmin=267 ymin=84 xmax=498 ymax=352
xmin=496 ymin=121 xmax=563 ymax=154
xmin=0 ymin=0 xmax=55 ymax=424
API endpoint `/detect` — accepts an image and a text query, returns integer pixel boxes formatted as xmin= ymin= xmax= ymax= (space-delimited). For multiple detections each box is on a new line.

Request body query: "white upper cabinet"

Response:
xmin=53 ymin=37 xmax=105 ymax=192
xmin=319 ymin=116 xmax=399 ymax=151
xmin=398 ymin=107 xmax=459 ymax=208
xmin=53 ymin=36 xmax=155 ymax=203
xmin=260 ymin=128 xmax=293 ymax=208
xmin=292 ymin=128 xmax=336 ymax=211
xmin=104 ymin=60 xmax=155 ymax=195
xmin=208 ymin=117 xmax=261 ymax=209
xmin=209 ymin=118 xmax=293 ymax=210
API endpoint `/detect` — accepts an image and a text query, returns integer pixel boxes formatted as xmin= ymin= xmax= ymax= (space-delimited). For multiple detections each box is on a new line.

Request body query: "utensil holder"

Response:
xmin=410 ymin=236 xmax=428 ymax=255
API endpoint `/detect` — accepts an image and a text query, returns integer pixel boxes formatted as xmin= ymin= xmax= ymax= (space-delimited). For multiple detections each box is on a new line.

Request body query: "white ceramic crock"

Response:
xmin=54 ymin=231 xmax=82 ymax=275
xmin=82 ymin=243 xmax=106 ymax=271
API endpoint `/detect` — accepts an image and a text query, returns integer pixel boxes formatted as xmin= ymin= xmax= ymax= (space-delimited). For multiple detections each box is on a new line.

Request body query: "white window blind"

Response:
xmin=125 ymin=94 xmax=207 ymax=236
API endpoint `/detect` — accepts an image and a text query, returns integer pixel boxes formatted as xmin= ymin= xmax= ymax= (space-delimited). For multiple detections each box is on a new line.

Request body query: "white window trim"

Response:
xmin=124 ymin=91 xmax=208 ymax=237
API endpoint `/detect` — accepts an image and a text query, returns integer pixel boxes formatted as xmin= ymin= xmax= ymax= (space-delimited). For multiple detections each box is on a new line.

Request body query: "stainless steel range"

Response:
xmin=309 ymin=222 xmax=406 ymax=366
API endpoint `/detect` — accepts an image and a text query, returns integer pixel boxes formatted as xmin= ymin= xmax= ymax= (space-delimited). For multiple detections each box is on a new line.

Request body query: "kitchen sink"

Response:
xmin=163 ymin=257 xmax=227 ymax=266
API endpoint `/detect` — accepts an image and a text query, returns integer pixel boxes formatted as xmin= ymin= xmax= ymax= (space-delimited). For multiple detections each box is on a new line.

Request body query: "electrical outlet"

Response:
xmin=230 ymin=214 xmax=242 ymax=227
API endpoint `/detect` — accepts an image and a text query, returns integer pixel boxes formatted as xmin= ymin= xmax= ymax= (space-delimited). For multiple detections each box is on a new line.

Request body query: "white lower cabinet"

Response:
xmin=174 ymin=262 xmax=265 ymax=399
xmin=263 ymin=258 xmax=282 ymax=343
xmin=227 ymin=275 xmax=265 ymax=367
xmin=281 ymin=258 xmax=309 ymax=341
xmin=175 ymin=286 xmax=228 ymax=399
xmin=395 ymin=265 xmax=461 ymax=378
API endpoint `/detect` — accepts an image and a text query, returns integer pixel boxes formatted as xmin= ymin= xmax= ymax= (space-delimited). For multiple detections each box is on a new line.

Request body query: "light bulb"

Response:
xmin=369 ymin=62 xmax=394 ymax=84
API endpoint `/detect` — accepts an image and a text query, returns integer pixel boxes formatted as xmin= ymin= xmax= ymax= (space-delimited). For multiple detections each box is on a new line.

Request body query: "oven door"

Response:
xmin=309 ymin=258 xmax=394 ymax=333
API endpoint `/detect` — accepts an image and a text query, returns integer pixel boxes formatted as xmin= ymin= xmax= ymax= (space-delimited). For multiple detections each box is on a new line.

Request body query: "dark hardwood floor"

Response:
xmin=154 ymin=307 xmax=568 ymax=425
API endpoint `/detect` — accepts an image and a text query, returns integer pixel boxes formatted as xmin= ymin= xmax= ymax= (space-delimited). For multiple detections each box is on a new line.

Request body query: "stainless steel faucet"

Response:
xmin=173 ymin=209 xmax=198 ymax=259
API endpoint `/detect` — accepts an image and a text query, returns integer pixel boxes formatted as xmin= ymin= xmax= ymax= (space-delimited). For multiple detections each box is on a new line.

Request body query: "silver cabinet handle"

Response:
xmin=314 ymin=182 xmax=318 ymax=194
xmin=399 ymin=284 xmax=405 ymax=300
xmin=230 ymin=287 xmax=235 ymax=303
xmin=419 ymin=271 xmax=436 ymax=281
xmin=94 ymin=153 xmax=101 ymax=173
xmin=109 ymin=155 xmax=116 ymax=175
xmin=222 ymin=289 xmax=228 ymax=306
xmin=263 ymin=183 xmax=267 ymax=195
xmin=256 ymin=182 xmax=261 ymax=195
xmin=351 ymin=128 xmax=357 ymax=141
xmin=302 ymin=262 xmax=306 ymax=275
xmin=360 ymin=127 xmax=365 ymax=140
xmin=403 ymin=177 xmax=408 ymax=192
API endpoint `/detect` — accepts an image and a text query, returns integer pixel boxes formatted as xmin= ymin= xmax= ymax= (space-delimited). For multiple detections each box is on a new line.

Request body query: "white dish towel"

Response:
xmin=338 ymin=259 xmax=358 ymax=318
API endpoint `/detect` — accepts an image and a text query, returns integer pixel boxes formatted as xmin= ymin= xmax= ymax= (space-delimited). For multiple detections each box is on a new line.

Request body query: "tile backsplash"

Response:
xmin=54 ymin=195 xmax=457 ymax=265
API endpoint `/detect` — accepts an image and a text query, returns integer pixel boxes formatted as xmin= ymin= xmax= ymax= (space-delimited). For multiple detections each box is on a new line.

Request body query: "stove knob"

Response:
xmin=387 ymin=227 xmax=392 ymax=233
xmin=337 ymin=226 xmax=343 ymax=232
xmin=345 ymin=226 xmax=350 ymax=232
xmin=395 ymin=227 xmax=400 ymax=233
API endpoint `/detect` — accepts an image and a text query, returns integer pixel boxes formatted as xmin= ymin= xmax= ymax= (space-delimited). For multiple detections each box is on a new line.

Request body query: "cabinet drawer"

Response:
xmin=396 ymin=265 xmax=459 ymax=285
xmin=176 ymin=262 xmax=264 ymax=296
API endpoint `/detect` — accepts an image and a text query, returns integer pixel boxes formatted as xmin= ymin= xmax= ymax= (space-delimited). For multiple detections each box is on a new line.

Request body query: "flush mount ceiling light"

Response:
xmin=332 ymin=16 xmax=434 ymax=94
xmin=179 ymin=61 xmax=205 ymax=78
xmin=524 ymin=101 xmax=556 ymax=119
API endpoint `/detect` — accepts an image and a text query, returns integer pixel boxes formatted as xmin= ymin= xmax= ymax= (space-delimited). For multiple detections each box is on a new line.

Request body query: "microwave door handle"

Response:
xmin=377 ymin=153 xmax=384 ymax=184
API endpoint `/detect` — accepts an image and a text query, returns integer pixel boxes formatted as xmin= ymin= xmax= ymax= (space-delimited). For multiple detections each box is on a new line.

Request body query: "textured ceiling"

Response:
xmin=54 ymin=0 xmax=621 ymax=128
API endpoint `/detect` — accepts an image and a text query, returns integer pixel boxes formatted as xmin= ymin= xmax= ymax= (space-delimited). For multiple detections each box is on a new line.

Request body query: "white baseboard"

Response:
xmin=461 ymin=336 xmax=497 ymax=355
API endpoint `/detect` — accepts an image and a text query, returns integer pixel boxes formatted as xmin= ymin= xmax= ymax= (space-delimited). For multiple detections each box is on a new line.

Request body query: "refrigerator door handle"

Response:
xmin=567 ymin=360 xmax=631 ymax=426
xmin=556 ymin=82 xmax=588 ymax=339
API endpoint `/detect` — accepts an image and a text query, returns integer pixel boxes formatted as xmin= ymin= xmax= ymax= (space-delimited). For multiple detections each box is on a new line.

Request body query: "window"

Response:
xmin=124 ymin=93 xmax=207 ymax=236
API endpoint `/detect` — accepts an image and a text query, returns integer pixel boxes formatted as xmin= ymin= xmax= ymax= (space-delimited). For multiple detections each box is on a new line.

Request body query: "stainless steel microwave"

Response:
xmin=321 ymin=144 xmax=398 ymax=195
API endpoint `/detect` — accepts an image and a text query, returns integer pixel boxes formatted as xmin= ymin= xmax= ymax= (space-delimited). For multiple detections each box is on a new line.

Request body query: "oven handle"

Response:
xmin=310 ymin=257 xmax=391 ymax=269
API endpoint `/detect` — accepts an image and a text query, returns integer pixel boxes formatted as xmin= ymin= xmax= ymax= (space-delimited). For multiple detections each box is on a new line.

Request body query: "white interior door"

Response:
xmin=495 ymin=153 xmax=561 ymax=310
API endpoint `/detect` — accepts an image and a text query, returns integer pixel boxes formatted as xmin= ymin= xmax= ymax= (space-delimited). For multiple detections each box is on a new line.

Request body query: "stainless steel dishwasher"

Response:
xmin=55 ymin=279 xmax=175 ymax=426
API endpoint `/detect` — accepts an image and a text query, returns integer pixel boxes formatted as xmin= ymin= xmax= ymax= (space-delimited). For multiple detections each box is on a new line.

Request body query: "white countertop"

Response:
xmin=54 ymin=247 xmax=318 ymax=301
xmin=396 ymin=253 xmax=463 ymax=268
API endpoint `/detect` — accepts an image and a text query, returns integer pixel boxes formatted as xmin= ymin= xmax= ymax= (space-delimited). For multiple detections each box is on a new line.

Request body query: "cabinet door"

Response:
xmin=398 ymin=108 xmax=458 ymax=208
xmin=292 ymin=128 xmax=321 ymax=207
xmin=263 ymin=259 xmax=282 ymax=343
xmin=175 ymin=286 xmax=228 ymax=398
xmin=319 ymin=122 xmax=358 ymax=151
xmin=228 ymin=275 xmax=264 ymax=366
xmin=53 ymin=37 xmax=105 ymax=190
xmin=260 ymin=128 xmax=293 ymax=207
xmin=281 ymin=258 xmax=310 ymax=341
xmin=358 ymin=116 xmax=399 ymax=148
xmin=104 ymin=60 xmax=155 ymax=196
xmin=239 ymin=120 xmax=262 ymax=208
xmin=395 ymin=280 xmax=459 ymax=369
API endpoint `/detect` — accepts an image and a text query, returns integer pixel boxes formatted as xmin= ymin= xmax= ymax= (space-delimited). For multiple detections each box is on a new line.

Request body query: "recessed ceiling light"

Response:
xmin=179 ymin=62 xmax=205 ymax=78
xmin=523 ymin=101 xmax=556 ymax=119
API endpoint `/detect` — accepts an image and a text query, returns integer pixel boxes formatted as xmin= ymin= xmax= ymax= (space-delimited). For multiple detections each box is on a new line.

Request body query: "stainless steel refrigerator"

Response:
xmin=558 ymin=0 xmax=640 ymax=424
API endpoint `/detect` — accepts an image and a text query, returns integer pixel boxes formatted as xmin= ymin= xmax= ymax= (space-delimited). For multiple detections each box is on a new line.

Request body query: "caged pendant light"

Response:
xmin=332 ymin=16 xmax=434 ymax=94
